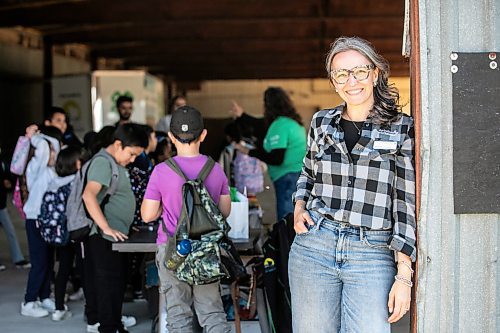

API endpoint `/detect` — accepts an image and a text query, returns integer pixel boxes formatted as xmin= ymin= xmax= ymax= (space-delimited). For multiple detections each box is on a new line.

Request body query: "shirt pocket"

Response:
xmin=313 ymin=139 xmax=338 ymax=175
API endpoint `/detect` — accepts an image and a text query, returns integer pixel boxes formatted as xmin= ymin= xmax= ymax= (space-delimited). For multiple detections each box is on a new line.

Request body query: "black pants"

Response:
xmin=128 ymin=252 xmax=145 ymax=293
xmin=88 ymin=235 xmax=127 ymax=333
xmin=82 ymin=238 xmax=98 ymax=325
xmin=54 ymin=243 xmax=75 ymax=310
xmin=69 ymin=242 xmax=83 ymax=292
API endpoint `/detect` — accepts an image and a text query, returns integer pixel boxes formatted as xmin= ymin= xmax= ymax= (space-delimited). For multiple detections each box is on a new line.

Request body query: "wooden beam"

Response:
xmin=123 ymin=53 xmax=327 ymax=67
xmin=44 ymin=17 xmax=403 ymax=44
xmin=93 ymin=39 xmax=323 ymax=58
xmin=0 ymin=0 xmax=403 ymax=27
xmin=0 ymin=0 xmax=319 ymax=27
xmin=46 ymin=19 xmax=322 ymax=44
xmin=325 ymin=18 xmax=404 ymax=38
xmin=140 ymin=60 xmax=409 ymax=80
xmin=122 ymin=52 xmax=405 ymax=68
xmin=0 ymin=0 xmax=85 ymax=10
xmin=91 ymin=38 xmax=402 ymax=58
xmin=328 ymin=0 xmax=404 ymax=17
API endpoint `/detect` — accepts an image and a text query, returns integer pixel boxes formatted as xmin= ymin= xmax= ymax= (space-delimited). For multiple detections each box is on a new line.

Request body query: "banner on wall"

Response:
xmin=52 ymin=75 xmax=92 ymax=139
xmin=91 ymin=71 xmax=164 ymax=131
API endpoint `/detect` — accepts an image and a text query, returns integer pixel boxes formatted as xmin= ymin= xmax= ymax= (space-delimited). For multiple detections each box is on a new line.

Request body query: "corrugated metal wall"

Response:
xmin=417 ymin=1 xmax=500 ymax=332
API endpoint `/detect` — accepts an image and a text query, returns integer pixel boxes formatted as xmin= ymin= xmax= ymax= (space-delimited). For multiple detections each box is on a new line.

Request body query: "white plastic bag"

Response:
xmin=226 ymin=191 xmax=249 ymax=239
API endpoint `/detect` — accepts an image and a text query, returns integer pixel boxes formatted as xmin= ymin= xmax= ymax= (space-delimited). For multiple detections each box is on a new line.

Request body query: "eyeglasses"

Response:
xmin=329 ymin=64 xmax=375 ymax=84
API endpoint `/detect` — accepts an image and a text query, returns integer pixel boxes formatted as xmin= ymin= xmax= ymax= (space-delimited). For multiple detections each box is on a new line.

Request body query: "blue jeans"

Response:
xmin=288 ymin=211 xmax=396 ymax=333
xmin=0 ymin=208 xmax=25 ymax=263
xmin=273 ymin=172 xmax=300 ymax=221
xmin=25 ymin=219 xmax=54 ymax=302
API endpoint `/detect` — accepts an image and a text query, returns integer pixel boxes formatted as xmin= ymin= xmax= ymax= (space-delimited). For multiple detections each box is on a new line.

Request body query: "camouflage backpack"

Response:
xmin=163 ymin=157 xmax=231 ymax=285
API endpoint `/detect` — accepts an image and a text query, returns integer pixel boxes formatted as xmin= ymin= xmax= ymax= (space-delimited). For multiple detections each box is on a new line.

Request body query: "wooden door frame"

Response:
xmin=409 ymin=0 xmax=421 ymax=332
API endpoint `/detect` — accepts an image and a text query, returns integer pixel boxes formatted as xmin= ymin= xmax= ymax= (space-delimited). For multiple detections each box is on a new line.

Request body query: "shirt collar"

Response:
xmin=328 ymin=103 xmax=375 ymax=127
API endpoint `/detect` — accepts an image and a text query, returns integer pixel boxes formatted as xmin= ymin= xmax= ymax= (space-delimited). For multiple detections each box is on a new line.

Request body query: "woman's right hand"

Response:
xmin=102 ymin=227 xmax=128 ymax=242
xmin=230 ymin=100 xmax=244 ymax=119
xmin=293 ymin=202 xmax=314 ymax=234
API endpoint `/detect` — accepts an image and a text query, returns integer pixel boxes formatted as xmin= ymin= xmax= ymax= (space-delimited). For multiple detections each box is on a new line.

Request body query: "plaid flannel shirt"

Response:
xmin=295 ymin=105 xmax=417 ymax=261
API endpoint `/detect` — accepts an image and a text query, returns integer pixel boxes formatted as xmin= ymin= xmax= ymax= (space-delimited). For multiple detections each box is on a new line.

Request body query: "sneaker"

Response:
xmin=52 ymin=307 xmax=72 ymax=321
xmin=133 ymin=290 xmax=144 ymax=300
xmin=86 ymin=322 xmax=100 ymax=333
xmin=86 ymin=315 xmax=135 ymax=332
xmin=121 ymin=315 xmax=136 ymax=328
xmin=21 ymin=301 xmax=49 ymax=318
xmin=40 ymin=298 xmax=56 ymax=313
xmin=68 ymin=288 xmax=85 ymax=301
xmin=0 ymin=264 xmax=5 ymax=271
xmin=15 ymin=260 xmax=31 ymax=269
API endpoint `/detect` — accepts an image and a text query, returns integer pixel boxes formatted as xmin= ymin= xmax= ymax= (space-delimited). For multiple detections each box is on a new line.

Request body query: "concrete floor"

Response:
xmin=0 ymin=186 xmax=410 ymax=333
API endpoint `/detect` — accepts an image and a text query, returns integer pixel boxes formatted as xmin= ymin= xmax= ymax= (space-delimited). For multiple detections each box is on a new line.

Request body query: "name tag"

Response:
xmin=373 ymin=140 xmax=397 ymax=150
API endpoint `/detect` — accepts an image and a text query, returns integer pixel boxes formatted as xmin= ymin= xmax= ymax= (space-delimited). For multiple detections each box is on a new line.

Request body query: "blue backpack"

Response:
xmin=38 ymin=182 xmax=72 ymax=246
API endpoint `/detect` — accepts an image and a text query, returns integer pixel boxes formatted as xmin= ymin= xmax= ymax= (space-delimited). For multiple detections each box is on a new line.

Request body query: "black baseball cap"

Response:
xmin=170 ymin=105 xmax=204 ymax=143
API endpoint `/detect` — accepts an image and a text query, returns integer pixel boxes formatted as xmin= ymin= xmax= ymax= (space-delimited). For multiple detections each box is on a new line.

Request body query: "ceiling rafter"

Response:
xmin=0 ymin=0 xmax=409 ymax=81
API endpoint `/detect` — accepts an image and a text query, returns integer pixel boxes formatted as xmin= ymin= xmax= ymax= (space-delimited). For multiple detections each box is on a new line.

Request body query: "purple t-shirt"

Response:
xmin=144 ymin=155 xmax=229 ymax=245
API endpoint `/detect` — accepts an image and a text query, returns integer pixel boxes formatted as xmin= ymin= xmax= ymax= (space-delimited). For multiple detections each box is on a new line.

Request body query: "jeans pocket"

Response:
xmin=296 ymin=223 xmax=315 ymax=237
xmin=296 ymin=210 xmax=322 ymax=237
xmin=362 ymin=231 xmax=391 ymax=249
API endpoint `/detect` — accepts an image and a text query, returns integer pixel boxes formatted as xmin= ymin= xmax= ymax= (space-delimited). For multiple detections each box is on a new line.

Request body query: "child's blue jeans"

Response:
xmin=24 ymin=219 xmax=53 ymax=303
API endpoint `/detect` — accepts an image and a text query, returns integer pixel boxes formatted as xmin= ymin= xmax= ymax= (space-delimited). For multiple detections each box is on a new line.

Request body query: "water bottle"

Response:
xmin=166 ymin=239 xmax=192 ymax=270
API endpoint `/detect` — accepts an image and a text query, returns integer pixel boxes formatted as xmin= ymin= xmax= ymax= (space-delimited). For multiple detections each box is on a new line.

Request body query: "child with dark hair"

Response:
xmin=83 ymin=123 xmax=148 ymax=333
xmin=43 ymin=107 xmax=82 ymax=147
xmin=90 ymin=126 xmax=116 ymax=156
xmin=43 ymin=107 xmax=67 ymax=138
xmin=150 ymin=131 xmax=173 ymax=164
xmin=127 ymin=125 xmax=158 ymax=300
xmin=40 ymin=146 xmax=82 ymax=321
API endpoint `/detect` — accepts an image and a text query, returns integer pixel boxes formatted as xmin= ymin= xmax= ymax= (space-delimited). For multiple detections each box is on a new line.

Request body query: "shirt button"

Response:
xmin=348 ymin=180 xmax=352 ymax=185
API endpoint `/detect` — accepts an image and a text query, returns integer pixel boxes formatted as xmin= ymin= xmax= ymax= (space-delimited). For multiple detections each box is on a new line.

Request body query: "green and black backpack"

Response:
xmin=164 ymin=157 xmax=244 ymax=285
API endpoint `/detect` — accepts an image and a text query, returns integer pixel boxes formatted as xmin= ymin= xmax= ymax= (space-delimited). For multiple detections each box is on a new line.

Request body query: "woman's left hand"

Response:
xmin=387 ymin=277 xmax=412 ymax=323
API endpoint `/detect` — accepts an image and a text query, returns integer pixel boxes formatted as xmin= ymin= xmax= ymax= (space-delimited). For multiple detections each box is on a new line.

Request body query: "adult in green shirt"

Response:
xmin=232 ymin=87 xmax=307 ymax=220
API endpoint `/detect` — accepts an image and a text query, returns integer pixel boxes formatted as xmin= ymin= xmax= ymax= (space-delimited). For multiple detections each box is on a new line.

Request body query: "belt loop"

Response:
xmin=359 ymin=227 xmax=364 ymax=242
xmin=315 ymin=214 xmax=324 ymax=231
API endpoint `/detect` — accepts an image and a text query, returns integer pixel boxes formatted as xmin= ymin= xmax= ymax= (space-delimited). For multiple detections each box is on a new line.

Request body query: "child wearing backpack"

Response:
xmin=82 ymin=124 xmax=148 ymax=333
xmin=141 ymin=106 xmax=232 ymax=333
xmin=21 ymin=124 xmax=63 ymax=318
xmin=38 ymin=146 xmax=82 ymax=321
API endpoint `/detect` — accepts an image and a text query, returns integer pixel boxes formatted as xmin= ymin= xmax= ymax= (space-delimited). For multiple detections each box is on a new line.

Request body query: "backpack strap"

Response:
xmin=165 ymin=158 xmax=188 ymax=181
xmin=93 ymin=149 xmax=120 ymax=206
xmin=162 ymin=156 xmax=215 ymax=239
xmin=196 ymin=157 xmax=215 ymax=182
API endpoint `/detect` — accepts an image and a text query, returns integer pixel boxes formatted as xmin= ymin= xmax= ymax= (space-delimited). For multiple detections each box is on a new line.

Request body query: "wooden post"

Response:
xmin=43 ymin=35 xmax=53 ymax=118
